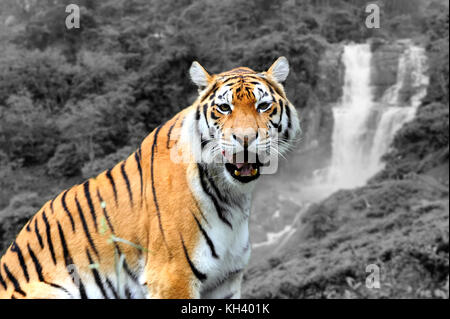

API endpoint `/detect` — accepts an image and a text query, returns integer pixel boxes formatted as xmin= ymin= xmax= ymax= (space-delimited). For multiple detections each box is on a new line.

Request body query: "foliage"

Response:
xmin=81 ymin=145 xmax=134 ymax=179
xmin=0 ymin=91 xmax=59 ymax=165
xmin=46 ymin=143 xmax=87 ymax=177
xmin=375 ymin=102 xmax=449 ymax=180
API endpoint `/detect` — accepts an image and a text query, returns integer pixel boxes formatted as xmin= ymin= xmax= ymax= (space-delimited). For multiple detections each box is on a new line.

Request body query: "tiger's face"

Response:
xmin=189 ymin=57 xmax=300 ymax=185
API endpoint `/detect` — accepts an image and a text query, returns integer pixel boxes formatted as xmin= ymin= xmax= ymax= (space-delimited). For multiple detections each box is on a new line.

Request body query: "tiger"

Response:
xmin=0 ymin=57 xmax=300 ymax=299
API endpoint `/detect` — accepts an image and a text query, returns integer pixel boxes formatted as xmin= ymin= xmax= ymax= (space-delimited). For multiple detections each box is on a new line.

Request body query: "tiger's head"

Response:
xmin=187 ymin=57 xmax=300 ymax=186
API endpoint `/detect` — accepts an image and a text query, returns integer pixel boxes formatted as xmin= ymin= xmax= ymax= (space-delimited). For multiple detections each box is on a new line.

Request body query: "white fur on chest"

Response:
xmin=195 ymin=204 xmax=251 ymax=298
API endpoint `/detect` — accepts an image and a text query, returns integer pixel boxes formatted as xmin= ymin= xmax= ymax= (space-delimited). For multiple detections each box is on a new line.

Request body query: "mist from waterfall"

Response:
xmin=304 ymin=41 xmax=429 ymax=201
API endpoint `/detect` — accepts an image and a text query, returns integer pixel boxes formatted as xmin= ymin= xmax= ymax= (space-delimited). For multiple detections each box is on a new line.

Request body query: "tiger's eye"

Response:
xmin=217 ymin=104 xmax=231 ymax=113
xmin=257 ymin=102 xmax=272 ymax=112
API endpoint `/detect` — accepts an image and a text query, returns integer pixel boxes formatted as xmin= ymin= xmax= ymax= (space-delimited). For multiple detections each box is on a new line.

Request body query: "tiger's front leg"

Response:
xmin=144 ymin=263 xmax=201 ymax=299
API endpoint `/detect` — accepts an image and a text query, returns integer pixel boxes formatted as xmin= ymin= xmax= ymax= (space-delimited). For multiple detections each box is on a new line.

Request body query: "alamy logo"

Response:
xmin=65 ymin=4 xmax=80 ymax=29
xmin=365 ymin=3 xmax=380 ymax=29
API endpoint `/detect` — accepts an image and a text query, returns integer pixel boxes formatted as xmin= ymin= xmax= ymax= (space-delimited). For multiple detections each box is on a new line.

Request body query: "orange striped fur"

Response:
xmin=0 ymin=57 xmax=300 ymax=299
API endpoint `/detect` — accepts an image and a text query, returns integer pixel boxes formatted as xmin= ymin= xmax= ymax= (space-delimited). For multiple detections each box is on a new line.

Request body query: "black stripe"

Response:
xmin=50 ymin=200 xmax=55 ymax=214
xmin=46 ymin=281 xmax=73 ymax=298
xmin=269 ymin=105 xmax=278 ymax=117
xmin=42 ymin=211 xmax=57 ymax=266
xmin=0 ymin=268 xmax=7 ymax=290
xmin=106 ymin=169 xmax=118 ymax=205
xmin=134 ymin=150 xmax=143 ymax=199
xmin=105 ymin=277 xmax=120 ymax=299
xmin=269 ymin=120 xmax=279 ymax=129
xmin=277 ymin=100 xmax=284 ymax=128
xmin=86 ymin=249 xmax=109 ymax=299
xmin=125 ymin=286 xmax=132 ymax=299
xmin=34 ymin=218 xmax=44 ymax=249
xmin=56 ymin=221 xmax=72 ymax=267
xmin=190 ymin=194 xmax=209 ymax=225
xmin=138 ymin=146 xmax=142 ymax=160
xmin=27 ymin=244 xmax=44 ymax=282
xmin=197 ymin=164 xmax=232 ymax=228
xmin=166 ymin=116 xmax=179 ymax=149
xmin=150 ymin=125 xmax=170 ymax=251
xmin=121 ymin=161 xmax=133 ymax=206
xmin=83 ymin=181 xmax=98 ymax=231
xmin=204 ymin=168 xmax=229 ymax=206
xmin=11 ymin=242 xmax=29 ymax=282
xmin=61 ymin=190 xmax=76 ymax=232
xmin=3 ymin=264 xmax=26 ymax=297
xmin=75 ymin=196 xmax=99 ymax=257
xmin=195 ymin=105 xmax=201 ymax=120
xmin=210 ymin=110 xmax=219 ymax=120
xmin=96 ymin=189 xmax=115 ymax=233
xmin=26 ymin=221 xmax=31 ymax=232
xmin=191 ymin=212 xmax=218 ymax=259
xmin=283 ymin=105 xmax=290 ymax=141
xmin=179 ymin=234 xmax=207 ymax=282
xmin=202 ymin=104 xmax=210 ymax=129
xmin=200 ymin=82 xmax=218 ymax=103
xmin=57 ymin=221 xmax=88 ymax=299
xmin=123 ymin=261 xmax=140 ymax=284
xmin=245 ymin=87 xmax=253 ymax=98
xmin=285 ymin=103 xmax=291 ymax=129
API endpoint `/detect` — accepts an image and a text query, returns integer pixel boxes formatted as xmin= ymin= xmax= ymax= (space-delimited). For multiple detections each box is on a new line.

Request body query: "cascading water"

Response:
xmin=368 ymin=44 xmax=429 ymax=174
xmin=305 ymin=41 xmax=429 ymax=199
xmin=326 ymin=43 xmax=376 ymax=188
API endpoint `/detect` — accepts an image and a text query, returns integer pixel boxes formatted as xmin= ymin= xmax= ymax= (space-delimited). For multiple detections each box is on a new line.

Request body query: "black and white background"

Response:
xmin=0 ymin=0 xmax=448 ymax=299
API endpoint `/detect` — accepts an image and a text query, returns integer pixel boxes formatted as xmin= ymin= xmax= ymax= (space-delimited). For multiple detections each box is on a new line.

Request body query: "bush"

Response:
xmin=376 ymin=102 xmax=449 ymax=180
xmin=0 ymin=92 xmax=60 ymax=165
xmin=0 ymin=192 xmax=41 ymax=256
xmin=46 ymin=143 xmax=87 ymax=178
xmin=0 ymin=47 xmax=75 ymax=110
xmin=81 ymin=145 xmax=134 ymax=179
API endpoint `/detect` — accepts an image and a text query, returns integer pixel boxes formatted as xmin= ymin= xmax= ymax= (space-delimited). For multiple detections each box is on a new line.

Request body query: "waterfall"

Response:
xmin=326 ymin=44 xmax=376 ymax=188
xmin=304 ymin=41 xmax=429 ymax=200
xmin=368 ymin=45 xmax=429 ymax=174
xmin=325 ymin=41 xmax=429 ymax=190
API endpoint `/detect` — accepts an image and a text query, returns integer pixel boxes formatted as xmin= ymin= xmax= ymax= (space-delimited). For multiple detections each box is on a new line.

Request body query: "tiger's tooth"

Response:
xmin=251 ymin=168 xmax=258 ymax=176
xmin=234 ymin=170 xmax=240 ymax=176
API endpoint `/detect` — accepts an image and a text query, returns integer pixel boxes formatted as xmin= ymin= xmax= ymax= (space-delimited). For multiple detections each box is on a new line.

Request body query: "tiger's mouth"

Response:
xmin=224 ymin=152 xmax=261 ymax=183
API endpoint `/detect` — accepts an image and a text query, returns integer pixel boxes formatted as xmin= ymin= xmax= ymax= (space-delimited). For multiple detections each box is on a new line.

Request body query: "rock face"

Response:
xmin=296 ymin=43 xmax=344 ymax=156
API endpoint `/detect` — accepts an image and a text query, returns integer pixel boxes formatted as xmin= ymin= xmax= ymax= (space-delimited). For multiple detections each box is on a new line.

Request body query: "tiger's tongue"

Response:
xmin=236 ymin=163 xmax=252 ymax=176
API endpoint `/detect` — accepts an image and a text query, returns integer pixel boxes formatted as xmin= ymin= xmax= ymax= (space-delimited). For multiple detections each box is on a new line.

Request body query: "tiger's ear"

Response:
xmin=266 ymin=56 xmax=289 ymax=83
xmin=189 ymin=61 xmax=212 ymax=90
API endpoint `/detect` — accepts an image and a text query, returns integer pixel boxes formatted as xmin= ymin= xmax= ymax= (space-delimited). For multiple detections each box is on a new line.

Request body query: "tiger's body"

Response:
xmin=0 ymin=57 xmax=300 ymax=299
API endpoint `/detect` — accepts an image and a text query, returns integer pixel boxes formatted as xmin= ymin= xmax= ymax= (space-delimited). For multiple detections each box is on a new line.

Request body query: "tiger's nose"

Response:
xmin=232 ymin=131 xmax=258 ymax=148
